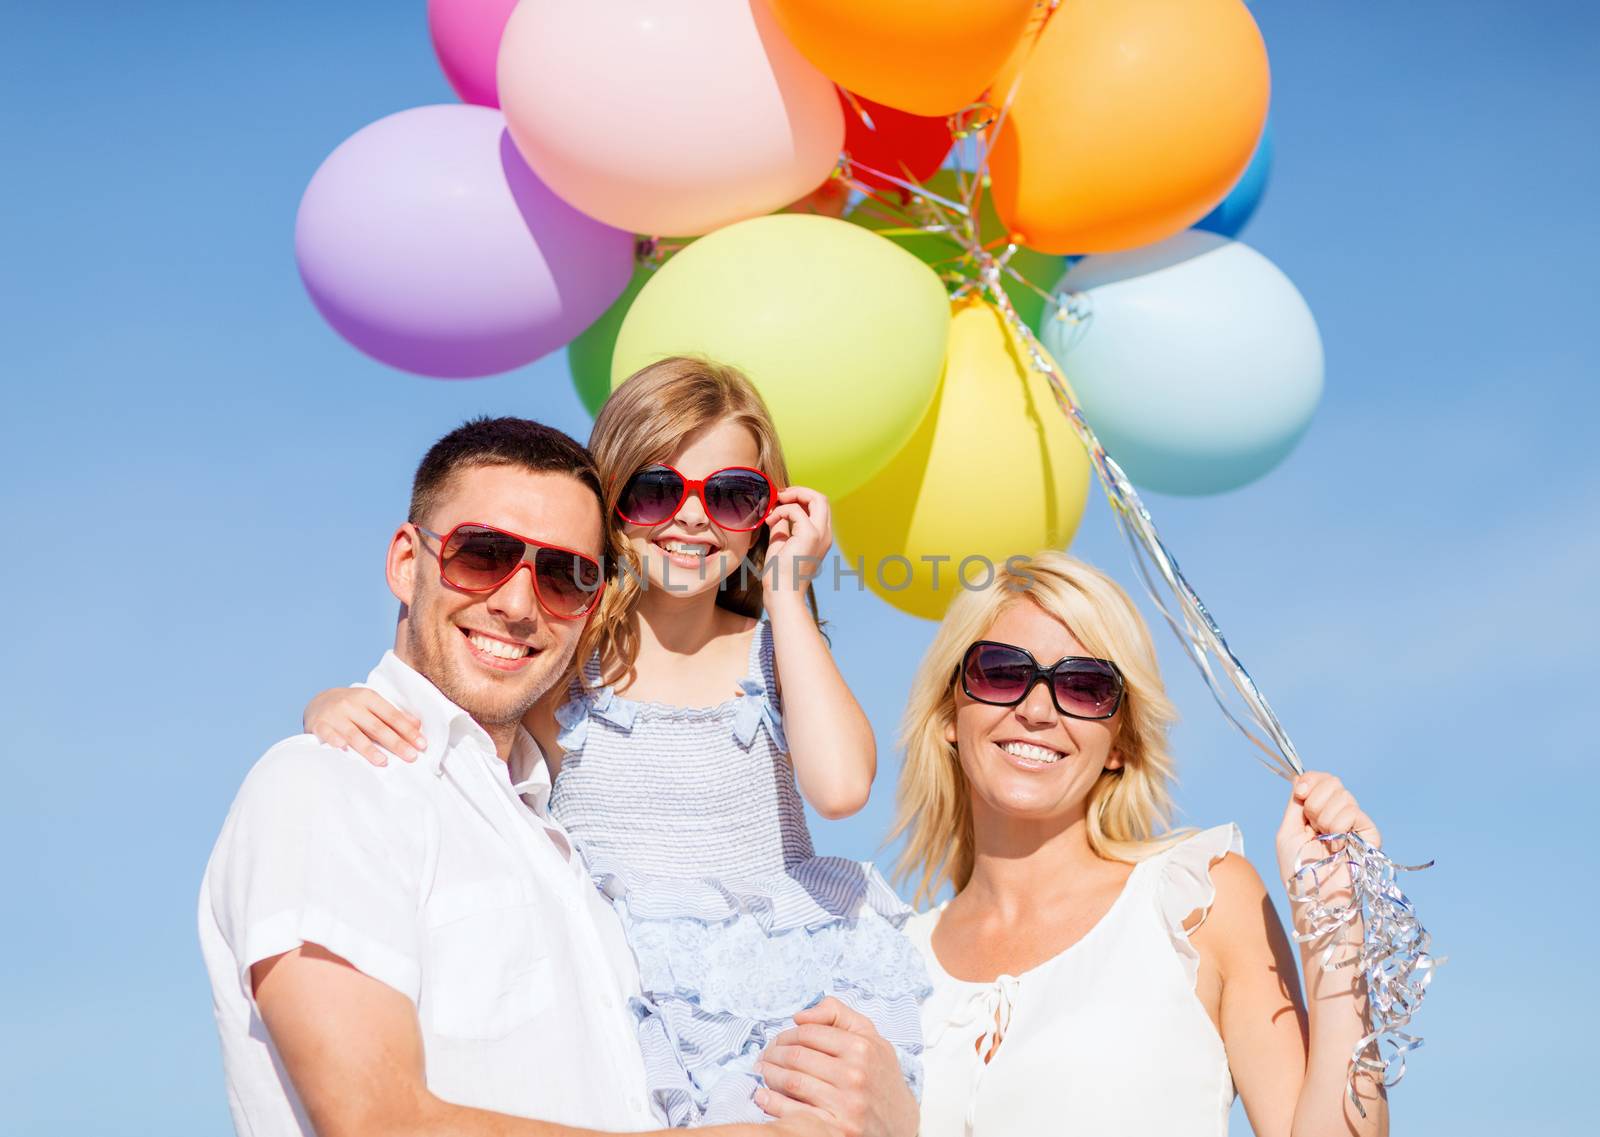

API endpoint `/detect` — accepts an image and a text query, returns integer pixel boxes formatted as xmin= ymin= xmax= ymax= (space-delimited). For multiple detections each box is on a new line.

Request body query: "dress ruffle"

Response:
xmin=590 ymin=853 xmax=907 ymax=932
xmin=1152 ymin=823 xmax=1245 ymax=988
xmin=603 ymin=856 xmax=931 ymax=1127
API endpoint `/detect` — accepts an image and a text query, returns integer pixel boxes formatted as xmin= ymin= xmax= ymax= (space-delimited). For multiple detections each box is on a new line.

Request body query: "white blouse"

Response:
xmin=904 ymin=824 xmax=1244 ymax=1137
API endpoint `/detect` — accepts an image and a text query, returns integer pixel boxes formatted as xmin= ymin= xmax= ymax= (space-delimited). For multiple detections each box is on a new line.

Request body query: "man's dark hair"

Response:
xmin=409 ymin=416 xmax=602 ymax=526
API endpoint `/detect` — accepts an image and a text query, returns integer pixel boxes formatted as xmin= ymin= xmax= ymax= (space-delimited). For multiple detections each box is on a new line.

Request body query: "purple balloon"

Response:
xmin=295 ymin=105 xmax=634 ymax=378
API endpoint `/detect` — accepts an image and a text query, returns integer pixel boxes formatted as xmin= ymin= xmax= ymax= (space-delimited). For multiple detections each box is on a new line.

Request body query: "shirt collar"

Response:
xmin=508 ymin=730 xmax=553 ymax=814
xmin=362 ymin=651 xmax=537 ymax=778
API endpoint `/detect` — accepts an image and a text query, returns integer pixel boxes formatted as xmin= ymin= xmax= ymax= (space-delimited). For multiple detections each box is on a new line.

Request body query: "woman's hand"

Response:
xmin=304 ymin=687 xmax=426 ymax=767
xmin=1269 ymin=773 xmax=1393 ymax=1132
xmin=763 ymin=485 xmax=832 ymax=604
xmin=1275 ymin=770 xmax=1382 ymax=893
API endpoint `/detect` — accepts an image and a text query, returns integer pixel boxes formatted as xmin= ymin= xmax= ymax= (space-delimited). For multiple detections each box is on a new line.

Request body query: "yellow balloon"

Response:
xmin=612 ymin=214 xmax=950 ymax=498
xmin=834 ymin=300 xmax=1091 ymax=621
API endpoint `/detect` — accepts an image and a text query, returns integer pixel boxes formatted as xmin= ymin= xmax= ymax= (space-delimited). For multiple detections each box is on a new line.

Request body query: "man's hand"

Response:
xmin=755 ymin=997 xmax=919 ymax=1137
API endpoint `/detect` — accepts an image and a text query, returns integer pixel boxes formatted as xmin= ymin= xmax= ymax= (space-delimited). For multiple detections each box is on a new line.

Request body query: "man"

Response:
xmin=199 ymin=417 xmax=914 ymax=1137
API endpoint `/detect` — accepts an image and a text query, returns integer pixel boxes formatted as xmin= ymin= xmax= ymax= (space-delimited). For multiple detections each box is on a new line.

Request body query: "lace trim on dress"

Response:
xmin=608 ymin=856 xmax=931 ymax=1126
xmin=589 ymin=853 xmax=910 ymax=932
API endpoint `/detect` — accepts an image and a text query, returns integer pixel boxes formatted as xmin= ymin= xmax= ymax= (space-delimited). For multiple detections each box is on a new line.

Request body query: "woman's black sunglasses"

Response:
xmin=954 ymin=641 xmax=1126 ymax=721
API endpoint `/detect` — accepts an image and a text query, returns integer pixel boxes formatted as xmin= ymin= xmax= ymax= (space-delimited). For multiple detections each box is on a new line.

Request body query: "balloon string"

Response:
xmin=841 ymin=36 xmax=1441 ymax=1098
xmin=991 ymin=276 xmax=1305 ymax=777
xmin=979 ymin=262 xmax=1437 ymax=1113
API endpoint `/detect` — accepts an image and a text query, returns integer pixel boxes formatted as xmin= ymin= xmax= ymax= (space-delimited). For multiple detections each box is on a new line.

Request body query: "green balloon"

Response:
xmin=566 ymin=264 xmax=653 ymax=417
xmin=612 ymin=214 xmax=950 ymax=499
xmin=846 ymin=170 xmax=1063 ymax=333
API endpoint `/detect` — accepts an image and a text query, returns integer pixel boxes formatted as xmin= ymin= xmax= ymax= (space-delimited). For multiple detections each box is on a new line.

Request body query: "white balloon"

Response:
xmin=1042 ymin=231 xmax=1323 ymax=495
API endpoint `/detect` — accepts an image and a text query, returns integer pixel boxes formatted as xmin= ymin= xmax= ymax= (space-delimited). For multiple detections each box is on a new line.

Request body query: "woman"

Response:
xmin=888 ymin=550 xmax=1386 ymax=1136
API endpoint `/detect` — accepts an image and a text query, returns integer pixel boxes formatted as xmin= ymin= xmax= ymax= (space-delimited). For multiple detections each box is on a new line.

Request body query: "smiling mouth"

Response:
xmin=460 ymin=627 xmax=536 ymax=668
xmin=654 ymin=539 xmax=715 ymax=566
xmin=997 ymin=739 xmax=1066 ymax=765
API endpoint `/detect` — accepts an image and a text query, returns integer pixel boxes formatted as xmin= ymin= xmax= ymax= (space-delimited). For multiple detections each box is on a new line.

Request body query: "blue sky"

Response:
xmin=2 ymin=2 xmax=1595 ymax=1133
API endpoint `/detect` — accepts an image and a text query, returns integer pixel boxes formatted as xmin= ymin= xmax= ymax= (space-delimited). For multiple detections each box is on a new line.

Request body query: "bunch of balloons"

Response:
xmin=296 ymin=0 xmax=1321 ymax=621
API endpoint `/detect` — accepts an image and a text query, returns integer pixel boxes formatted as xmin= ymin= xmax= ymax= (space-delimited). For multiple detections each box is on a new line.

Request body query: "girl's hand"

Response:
xmin=764 ymin=485 xmax=832 ymax=600
xmin=304 ymin=687 xmax=426 ymax=767
xmin=1275 ymin=770 xmax=1382 ymax=892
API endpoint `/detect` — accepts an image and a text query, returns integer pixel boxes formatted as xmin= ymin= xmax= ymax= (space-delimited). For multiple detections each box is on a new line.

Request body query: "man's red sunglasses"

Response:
xmin=415 ymin=523 xmax=604 ymax=619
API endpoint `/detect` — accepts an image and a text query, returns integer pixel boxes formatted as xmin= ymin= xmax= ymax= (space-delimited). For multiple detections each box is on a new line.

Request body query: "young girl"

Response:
xmin=304 ymin=357 xmax=930 ymax=1126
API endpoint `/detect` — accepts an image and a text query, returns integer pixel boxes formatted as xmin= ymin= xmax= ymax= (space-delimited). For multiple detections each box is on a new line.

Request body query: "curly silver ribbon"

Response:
xmin=831 ymin=14 xmax=1440 ymax=1104
xmin=1287 ymin=834 xmax=1442 ymax=1111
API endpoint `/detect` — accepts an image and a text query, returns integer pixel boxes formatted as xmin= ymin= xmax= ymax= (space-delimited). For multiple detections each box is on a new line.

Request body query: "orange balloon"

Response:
xmin=768 ymin=0 xmax=1035 ymax=117
xmin=988 ymin=0 xmax=1269 ymax=254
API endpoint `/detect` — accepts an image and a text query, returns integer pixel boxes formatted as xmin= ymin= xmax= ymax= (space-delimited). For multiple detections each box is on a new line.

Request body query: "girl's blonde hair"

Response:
xmin=582 ymin=356 xmax=818 ymax=690
xmin=889 ymin=550 xmax=1186 ymax=908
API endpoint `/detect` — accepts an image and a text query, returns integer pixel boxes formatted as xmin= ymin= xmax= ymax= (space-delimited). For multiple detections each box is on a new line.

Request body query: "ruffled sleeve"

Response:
xmin=1153 ymin=822 xmax=1245 ymax=988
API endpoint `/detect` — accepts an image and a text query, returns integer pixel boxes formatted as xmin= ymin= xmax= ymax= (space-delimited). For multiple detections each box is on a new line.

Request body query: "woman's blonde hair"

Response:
xmin=582 ymin=355 xmax=818 ymax=690
xmin=889 ymin=550 xmax=1185 ymax=907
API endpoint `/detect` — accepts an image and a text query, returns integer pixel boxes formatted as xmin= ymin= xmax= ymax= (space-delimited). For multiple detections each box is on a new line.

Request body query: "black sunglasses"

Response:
xmin=954 ymin=641 xmax=1126 ymax=720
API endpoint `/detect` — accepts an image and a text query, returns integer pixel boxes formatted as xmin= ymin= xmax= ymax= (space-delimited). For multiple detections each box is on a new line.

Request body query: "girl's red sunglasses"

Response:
xmin=615 ymin=464 xmax=776 ymax=532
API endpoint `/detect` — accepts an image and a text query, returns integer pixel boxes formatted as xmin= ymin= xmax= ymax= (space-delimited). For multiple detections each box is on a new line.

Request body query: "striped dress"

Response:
xmin=549 ymin=619 xmax=930 ymax=1126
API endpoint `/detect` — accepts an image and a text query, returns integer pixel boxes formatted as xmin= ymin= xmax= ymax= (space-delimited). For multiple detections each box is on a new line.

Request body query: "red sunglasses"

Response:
xmin=615 ymin=464 xmax=776 ymax=533
xmin=415 ymin=523 xmax=604 ymax=619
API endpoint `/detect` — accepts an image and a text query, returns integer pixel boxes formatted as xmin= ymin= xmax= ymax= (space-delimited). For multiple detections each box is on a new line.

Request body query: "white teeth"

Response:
xmin=468 ymin=632 xmax=527 ymax=660
xmin=659 ymin=541 xmax=710 ymax=558
xmin=999 ymin=741 xmax=1064 ymax=764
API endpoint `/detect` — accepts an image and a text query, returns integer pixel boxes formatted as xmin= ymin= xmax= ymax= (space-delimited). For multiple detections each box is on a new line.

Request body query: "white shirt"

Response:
xmin=198 ymin=651 xmax=657 ymax=1135
xmin=905 ymin=824 xmax=1243 ymax=1137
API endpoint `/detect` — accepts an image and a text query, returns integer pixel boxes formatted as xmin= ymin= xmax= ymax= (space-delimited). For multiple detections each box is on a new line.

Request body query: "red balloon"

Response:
xmin=839 ymin=92 xmax=952 ymax=195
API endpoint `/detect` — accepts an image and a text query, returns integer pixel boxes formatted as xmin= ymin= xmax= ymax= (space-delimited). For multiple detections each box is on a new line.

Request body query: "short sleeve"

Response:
xmin=1152 ymin=822 xmax=1245 ymax=988
xmin=203 ymin=739 xmax=431 ymax=1007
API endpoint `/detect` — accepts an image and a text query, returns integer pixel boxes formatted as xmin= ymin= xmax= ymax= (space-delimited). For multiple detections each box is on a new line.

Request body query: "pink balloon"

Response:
xmin=428 ymin=0 xmax=519 ymax=107
xmin=498 ymin=0 xmax=844 ymax=236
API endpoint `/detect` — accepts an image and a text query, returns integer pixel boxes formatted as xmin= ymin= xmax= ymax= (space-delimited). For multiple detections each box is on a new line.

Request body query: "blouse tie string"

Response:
xmin=928 ymin=973 xmax=1021 ymax=1135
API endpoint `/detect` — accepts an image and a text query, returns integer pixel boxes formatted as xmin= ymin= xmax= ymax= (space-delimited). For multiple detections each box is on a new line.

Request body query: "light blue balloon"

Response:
xmin=1195 ymin=121 xmax=1273 ymax=239
xmin=1041 ymin=231 xmax=1322 ymax=496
